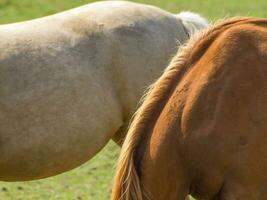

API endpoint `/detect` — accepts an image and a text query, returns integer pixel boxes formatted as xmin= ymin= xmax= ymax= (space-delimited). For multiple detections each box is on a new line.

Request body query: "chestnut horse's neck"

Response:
xmin=111 ymin=17 xmax=255 ymax=200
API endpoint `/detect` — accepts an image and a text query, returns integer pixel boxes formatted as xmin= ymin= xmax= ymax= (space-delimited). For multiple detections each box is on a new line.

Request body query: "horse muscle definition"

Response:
xmin=0 ymin=1 xmax=207 ymax=181
xmin=112 ymin=17 xmax=267 ymax=200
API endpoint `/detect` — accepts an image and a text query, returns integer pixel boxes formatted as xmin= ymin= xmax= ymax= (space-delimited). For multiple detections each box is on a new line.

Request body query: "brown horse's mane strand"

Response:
xmin=111 ymin=17 xmax=254 ymax=200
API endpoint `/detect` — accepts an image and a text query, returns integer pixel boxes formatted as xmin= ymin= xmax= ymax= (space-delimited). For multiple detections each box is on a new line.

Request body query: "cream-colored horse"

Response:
xmin=0 ymin=1 xmax=207 ymax=181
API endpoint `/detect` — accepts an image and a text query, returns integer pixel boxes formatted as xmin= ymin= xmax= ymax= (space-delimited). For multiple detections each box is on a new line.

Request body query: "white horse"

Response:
xmin=0 ymin=1 xmax=207 ymax=181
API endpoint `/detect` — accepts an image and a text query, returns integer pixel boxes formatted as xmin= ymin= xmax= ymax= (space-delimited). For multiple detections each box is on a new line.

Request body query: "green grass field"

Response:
xmin=0 ymin=0 xmax=266 ymax=199
xmin=0 ymin=0 xmax=267 ymax=24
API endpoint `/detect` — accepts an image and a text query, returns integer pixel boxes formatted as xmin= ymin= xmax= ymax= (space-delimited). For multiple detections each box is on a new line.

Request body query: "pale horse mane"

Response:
xmin=111 ymin=17 xmax=253 ymax=200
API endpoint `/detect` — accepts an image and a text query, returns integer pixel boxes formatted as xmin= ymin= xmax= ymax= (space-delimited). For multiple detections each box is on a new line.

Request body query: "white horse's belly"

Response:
xmin=0 ymin=80 xmax=122 ymax=180
xmin=0 ymin=46 xmax=123 ymax=180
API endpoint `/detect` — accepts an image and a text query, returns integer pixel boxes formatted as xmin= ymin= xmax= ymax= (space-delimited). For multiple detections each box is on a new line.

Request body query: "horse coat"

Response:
xmin=0 ymin=1 xmax=207 ymax=180
xmin=112 ymin=17 xmax=267 ymax=200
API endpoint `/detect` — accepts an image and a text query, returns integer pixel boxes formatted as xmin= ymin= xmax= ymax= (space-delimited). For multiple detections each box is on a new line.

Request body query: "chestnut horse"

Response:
xmin=0 ymin=1 xmax=207 ymax=181
xmin=112 ymin=17 xmax=267 ymax=200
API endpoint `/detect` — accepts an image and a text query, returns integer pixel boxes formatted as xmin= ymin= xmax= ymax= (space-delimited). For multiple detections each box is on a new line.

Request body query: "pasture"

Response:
xmin=0 ymin=0 xmax=266 ymax=199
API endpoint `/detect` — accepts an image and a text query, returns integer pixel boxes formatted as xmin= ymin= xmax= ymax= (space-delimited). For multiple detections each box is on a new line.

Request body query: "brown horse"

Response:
xmin=112 ymin=17 xmax=267 ymax=200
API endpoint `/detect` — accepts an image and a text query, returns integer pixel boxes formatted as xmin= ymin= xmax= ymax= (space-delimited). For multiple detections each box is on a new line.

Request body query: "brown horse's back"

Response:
xmin=112 ymin=18 xmax=267 ymax=200
xmin=155 ymin=19 xmax=267 ymax=199
xmin=185 ymin=20 xmax=267 ymax=199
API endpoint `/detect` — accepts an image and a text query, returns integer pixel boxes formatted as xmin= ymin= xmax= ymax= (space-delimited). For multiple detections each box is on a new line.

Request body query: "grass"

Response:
xmin=0 ymin=0 xmax=267 ymax=24
xmin=0 ymin=0 xmax=266 ymax=199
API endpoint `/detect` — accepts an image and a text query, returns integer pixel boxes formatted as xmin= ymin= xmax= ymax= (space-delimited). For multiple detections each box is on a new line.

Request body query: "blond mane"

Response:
xmin=111 ymin=17 xmax=253 ymax=200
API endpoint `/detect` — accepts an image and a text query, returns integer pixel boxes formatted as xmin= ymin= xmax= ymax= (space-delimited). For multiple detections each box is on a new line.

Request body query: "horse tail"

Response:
xmin=111 ymin=17 xmax=253 ymax=200
xmin=110 ymin=125 xmax=142 ymax=200
xmin=177 ymin=11 xmax=208 ymax=36
xmin=111 ymin=36 xmax=195 ymax=200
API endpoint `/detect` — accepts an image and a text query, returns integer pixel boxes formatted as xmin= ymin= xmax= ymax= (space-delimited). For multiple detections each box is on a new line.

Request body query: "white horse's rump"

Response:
xmin=0 ymin=1 xmax=207 ymax=181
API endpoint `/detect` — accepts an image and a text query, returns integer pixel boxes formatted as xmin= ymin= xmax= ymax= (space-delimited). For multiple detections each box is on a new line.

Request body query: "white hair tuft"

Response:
xmin=177 ymin=11 xmax=209 ymax=36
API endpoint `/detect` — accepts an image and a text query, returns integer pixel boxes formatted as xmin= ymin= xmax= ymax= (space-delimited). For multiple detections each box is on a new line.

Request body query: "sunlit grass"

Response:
xmin=0 ymin=0 xmax=266 ymax=24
